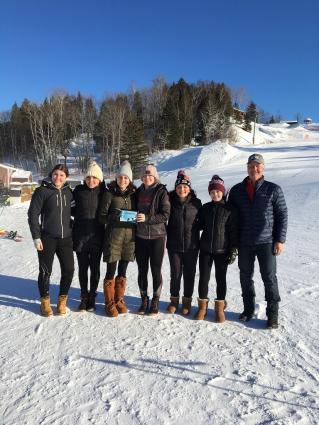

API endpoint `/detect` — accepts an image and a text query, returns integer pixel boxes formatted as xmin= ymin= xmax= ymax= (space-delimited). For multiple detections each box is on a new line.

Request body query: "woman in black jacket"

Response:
xmin=166 ymin=170 xmax=202 ymax=315
xmin=136 ymin=164 xmax=171 ymax=315
xmin=28 ymin=164 xmax=74 ymax=316
xmin=72 ymin=161 xmax=105 ymax=312
xmin=196 ymin=175 xmax=238 ymax=322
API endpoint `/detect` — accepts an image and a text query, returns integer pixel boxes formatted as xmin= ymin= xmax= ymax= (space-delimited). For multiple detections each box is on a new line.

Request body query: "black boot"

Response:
xmin=266 ymin=302 xmax=279 ymax=329
xmin=239 ymin=297 xmax=255 ymax=322
xmin=137 ymin=293 xmax=149 ymax=315
xmin=87 ymin=292 xmax=96 ymax=312
xmin=149 ymin=296 xmax=160 ymax=316
xmin=78 ymin=296 xmax=88 ymax=312
xmin=266 ymin=316 xmax=279 ymax=329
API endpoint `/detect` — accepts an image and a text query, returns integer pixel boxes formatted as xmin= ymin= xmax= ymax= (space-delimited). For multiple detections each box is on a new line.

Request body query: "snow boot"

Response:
xmin=194 ymin=298 xmax=209 ymax=320
xmin=86 ymin=292 xmax=96 ymax=312
xmin=103 ymin=278 xmax=118 ymax=317
xmin=56 ymin=295 xmax=68 ymax=315
xmin=115 ymin=276 xmax=128 ymax=314
xmin=78 ymin=296 xmax=88 ymax=312
xmin=166 ymin=296 xmax=179 ymax=314
xmin=40 ymin=296 xmax=53 ymax=317
xmin=137 ymin=293 xmax=149 ymax=315
xmin=214 ymin=299 xmax=225 ymax=323
xmin=266 ymin=315 xmax=279 ymax=329
xmin=149 ymin=296 xmax=160 ymax=316
xmin=239 ymin=297 xmax=255 ymax=322
xmin=181 ymin=296 xmax=192 ymax=316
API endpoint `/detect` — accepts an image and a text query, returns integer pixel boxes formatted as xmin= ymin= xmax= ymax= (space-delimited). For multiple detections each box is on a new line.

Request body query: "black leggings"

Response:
xmin=198 ymin=251 xmax=228 ymax=300
xmin=168 ymin=250 xmax=198 ymax=298
xmin=105 ymin=260 xmax=129 ymax=279
xmin=76 ymin=250 xmax=102 ymax=296
xmin=37 ymin=235 xmax=74 ymax=297
xmin=135 ymin=237 xmax=166 ymax=297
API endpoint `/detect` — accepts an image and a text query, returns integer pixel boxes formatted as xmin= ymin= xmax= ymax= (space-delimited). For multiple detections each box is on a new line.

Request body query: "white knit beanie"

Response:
xmin=117 ymin=160 xmax=133 ymax=182
xmin=85 ymin=161 xmax=103 ymax=182
xmin=141 ymin=164 xmax=159 ymax=182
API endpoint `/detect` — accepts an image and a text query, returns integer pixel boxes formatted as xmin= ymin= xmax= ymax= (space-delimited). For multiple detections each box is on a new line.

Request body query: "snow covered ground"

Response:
xmin=1 ymin=124 xmax=319 ymax=424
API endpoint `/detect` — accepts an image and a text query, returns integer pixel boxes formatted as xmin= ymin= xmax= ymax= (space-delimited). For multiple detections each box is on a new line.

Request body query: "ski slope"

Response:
xmin=0 ymin=125 xmax=319 ymax=425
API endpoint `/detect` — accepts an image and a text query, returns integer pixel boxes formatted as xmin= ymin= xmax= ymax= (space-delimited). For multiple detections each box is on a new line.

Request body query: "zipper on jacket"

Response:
xmin=59 ymin=189 xmax=64 ymax=238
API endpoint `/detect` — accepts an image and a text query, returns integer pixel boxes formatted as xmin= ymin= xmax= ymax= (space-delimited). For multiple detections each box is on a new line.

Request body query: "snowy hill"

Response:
xmin=1 ymin=125 xmax=319 ymax=424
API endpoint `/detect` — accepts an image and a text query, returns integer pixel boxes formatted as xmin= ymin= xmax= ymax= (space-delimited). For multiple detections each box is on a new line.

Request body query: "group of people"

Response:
xmin=28 ymin=153 xmax=288 ymax=329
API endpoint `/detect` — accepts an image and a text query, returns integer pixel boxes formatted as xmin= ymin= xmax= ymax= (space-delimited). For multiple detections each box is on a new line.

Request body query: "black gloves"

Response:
xmin=227 ymin=248 xmax=238 ymax=265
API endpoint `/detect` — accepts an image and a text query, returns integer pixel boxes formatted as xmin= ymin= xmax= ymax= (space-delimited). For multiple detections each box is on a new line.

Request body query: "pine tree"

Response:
xmin=121 ymin=92 xmax=148 ymax=174
xmin=244 ymin=102 xmax=257 ymax=132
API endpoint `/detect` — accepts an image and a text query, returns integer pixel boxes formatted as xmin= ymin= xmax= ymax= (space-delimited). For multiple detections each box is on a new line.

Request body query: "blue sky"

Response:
xmin=1 ymin=0 xmax=318 ymax=120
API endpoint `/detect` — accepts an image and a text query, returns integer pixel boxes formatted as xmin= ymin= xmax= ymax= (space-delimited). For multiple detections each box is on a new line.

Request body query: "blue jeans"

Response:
xmin=238 ymin=243 xmax=280 ymax=315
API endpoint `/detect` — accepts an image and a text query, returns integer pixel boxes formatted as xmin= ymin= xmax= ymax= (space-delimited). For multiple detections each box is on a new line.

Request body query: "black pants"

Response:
xmin=168 ymin=250 xmax=198 ymax=298
xmin=238 ymin=243 xmax=280 ymax=316
xmin=198 ymin=251 xmax=228 ymax=300
xmin=76 ymin=250 xmax=102 ymax=296
xmin=135 ymin=237 xmax=166 ymax=297
xmin=105 ymin=260 xmax=129 ymax=279
xmin=37 ymin=235 xmax=74 ymax=297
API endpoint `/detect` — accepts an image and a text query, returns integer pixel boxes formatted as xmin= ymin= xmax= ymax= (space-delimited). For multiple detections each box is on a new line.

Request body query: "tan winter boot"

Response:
xmin=181 ymin=296 xmax=192 ymax=316
xmin=103 ymin=278 xmax=118 ymax=317
xmin=56 ymin=295 xmax=68 ymax=315
xmin=40 ymin=296 xmax=53 ymax=317
xmin=214 ymin=299 xmax=225 ymax=323
xmin=194 ymin=298 xmax=208 ymax=320
xmin=166 ymin=296 xmax=179 ymax=314
xmin=115 ymin=276 xmax=128 ymax=314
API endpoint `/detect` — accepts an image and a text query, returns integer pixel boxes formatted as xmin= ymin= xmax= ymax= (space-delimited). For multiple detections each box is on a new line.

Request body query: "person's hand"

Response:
xmin=273 ymin=242 xmax=284 ymax=256
xmin=136 ymin=213 xmax=146 ymax=223
xmin=33 ymin=239 xmax=43 ymax=251
xmin=227 ymin=248 xmax=238 ymax=265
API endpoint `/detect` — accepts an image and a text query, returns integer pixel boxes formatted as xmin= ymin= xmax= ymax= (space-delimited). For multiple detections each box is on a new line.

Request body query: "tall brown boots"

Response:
xmin=103 ymin=278 xmax=118 ymax=317
xmin=214 ymin=299 xmax=225 ymax=323
xmin=40 ymin=296 xmax=53 ymax=317
xmin=115 ymin=276 xmax=128 ymax=314
xmin=194 ymin=298 xmax=209 ymax=320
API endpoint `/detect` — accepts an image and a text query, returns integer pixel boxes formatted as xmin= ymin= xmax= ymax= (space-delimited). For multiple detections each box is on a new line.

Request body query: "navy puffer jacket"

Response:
xmin=228 ymin=177 xmax=288 ymax=246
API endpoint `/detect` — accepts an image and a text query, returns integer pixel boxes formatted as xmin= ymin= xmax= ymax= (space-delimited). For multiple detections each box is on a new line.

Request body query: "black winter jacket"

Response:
xmin=136 ymin=183 xmax=170 ymax=239
xmin=167 ymin=191 xmax=202 ymax=252
xmin=28 ymin=180 xmax=73 ymax=240
xmin=228 ymin=177 xmax=288 ymax=246
xmin=198 ymin=200 xmax=238 ymax=254
xmin=72 ymin=182 xmax=105 ymax=252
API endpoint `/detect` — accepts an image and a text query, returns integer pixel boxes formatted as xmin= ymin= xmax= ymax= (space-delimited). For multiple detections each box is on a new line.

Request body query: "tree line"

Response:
xmin=0 ymin=77 xmax=259 ymax=175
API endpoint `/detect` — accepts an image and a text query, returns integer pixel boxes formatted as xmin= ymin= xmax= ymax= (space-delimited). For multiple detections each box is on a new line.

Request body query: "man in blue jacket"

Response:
xmin=228 ymin=153 xmax=288 ymax=329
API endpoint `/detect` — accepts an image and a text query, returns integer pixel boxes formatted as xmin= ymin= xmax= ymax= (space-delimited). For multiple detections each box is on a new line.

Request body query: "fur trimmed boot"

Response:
xmin=194 ymin=298 xmax=209 ymax=320
xmin=103 ymin=278 xmax=118 ymax=317
xmin=137 ymin=293 xmax=149 ymax=315
xmin=166 ymin=296 xmax=179 ymax=314
xmin=181 ymin=296 xmax=192 ymax=316
xmin=40 ymin=296 xmax=53 ymax=317
xmin=214 ymin=299 xmax=225 ymax=323
xmin=115 ymin=276 xmax=128 ymax=314
xmin=56 ymin=295 xmax=68 ymax=315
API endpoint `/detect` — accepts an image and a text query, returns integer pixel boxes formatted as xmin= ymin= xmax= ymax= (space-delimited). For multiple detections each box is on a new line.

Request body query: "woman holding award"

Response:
xmin=99 ymin=161 xmax=137 ymax=317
